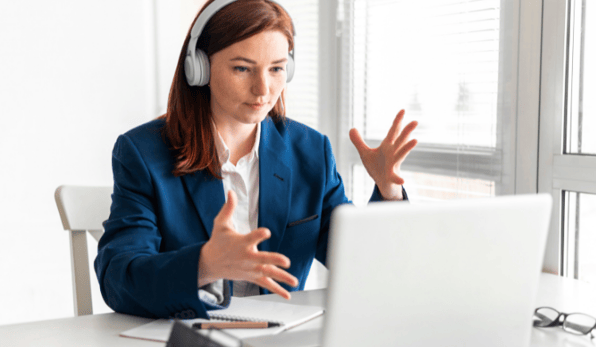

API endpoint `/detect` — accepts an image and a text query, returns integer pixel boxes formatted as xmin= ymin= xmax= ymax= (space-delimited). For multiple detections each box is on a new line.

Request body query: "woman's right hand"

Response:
xmin=198 ymin=190 xmax=299 ymax=299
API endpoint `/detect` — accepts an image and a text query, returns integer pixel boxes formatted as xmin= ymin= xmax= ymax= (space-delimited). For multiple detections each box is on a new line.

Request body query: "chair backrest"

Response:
xmin=54 ymin=185 xmax=112 ymax=316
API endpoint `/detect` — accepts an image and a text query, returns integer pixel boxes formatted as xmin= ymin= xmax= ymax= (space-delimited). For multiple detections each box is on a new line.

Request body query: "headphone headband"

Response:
xmin=184 ymin=0 xmax=296 ymax=86
xmin=190 ymin=0 xmax=236 ymax=41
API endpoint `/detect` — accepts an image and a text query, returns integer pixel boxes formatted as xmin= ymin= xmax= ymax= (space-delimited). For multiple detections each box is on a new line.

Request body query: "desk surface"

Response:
xmin=1 ymin=273 xmax=595 ymax=347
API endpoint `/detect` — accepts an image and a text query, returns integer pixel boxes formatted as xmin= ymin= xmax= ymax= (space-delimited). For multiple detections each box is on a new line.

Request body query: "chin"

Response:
xmin=255 ymin=112 xmax=270 ymax=123
xmin=254 ymin=108 xmax=273 ymax=120
xmin=237 ymin=113 xmax=269 ymax=125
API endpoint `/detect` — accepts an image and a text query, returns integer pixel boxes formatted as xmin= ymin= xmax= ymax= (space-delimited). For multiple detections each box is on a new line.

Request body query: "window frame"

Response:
xmin=319 ymin=0 xmax=596 ymax=277
xmin=539 ymin=0 xmax=596 ymax=276
xmin=331 ymin=0 xmax=543 ymax=202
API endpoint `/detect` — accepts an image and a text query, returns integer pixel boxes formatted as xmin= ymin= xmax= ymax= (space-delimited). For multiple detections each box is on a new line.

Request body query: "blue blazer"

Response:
xmin=94 ymin=117 xmax=390 ymax=319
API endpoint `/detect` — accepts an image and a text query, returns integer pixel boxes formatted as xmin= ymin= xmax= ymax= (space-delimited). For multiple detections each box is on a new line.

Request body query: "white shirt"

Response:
xmin=215 ymin=123 xmax=260 ymax=241
xmin=198 ymin=122 xmax=262 ymax=305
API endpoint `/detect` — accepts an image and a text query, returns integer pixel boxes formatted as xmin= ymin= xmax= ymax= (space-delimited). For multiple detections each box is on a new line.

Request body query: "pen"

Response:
xmin=192 ymin=321 xmax=281 ymax=329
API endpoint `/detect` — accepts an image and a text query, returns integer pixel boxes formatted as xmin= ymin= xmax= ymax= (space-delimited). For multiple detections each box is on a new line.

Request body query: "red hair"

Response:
xmin=160 ymin=0 xmax=295 ymax=178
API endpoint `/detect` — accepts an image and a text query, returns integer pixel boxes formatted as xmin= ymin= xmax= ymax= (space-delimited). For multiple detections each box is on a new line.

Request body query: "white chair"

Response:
xmin=54 ymin=185 xmax=112 ymax=316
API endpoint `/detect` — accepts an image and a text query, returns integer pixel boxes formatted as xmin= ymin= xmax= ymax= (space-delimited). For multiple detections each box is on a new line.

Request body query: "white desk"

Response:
xmin=1 ymin=273 xmax=595 ymax=347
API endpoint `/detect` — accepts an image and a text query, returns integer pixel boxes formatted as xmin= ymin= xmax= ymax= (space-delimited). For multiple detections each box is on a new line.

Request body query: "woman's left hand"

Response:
xmin=349 ymin=109 xmax=418 ymax=200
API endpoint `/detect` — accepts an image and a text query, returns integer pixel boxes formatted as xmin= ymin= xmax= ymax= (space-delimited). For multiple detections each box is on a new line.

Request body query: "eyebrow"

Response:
xmin=230 ymin=57 xmax=288 ymax=64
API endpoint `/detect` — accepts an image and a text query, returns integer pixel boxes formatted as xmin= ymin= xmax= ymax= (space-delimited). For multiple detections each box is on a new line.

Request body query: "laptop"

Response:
xmin=322 ymin=194 xmax=552 ymax=347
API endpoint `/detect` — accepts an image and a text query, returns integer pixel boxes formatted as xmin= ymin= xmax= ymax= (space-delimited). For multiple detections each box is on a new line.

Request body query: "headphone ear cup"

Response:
xmin=184 ymin=50 xmax=210 ymax=86
xmin=195 ymin=50 xmax=210 ymax=86
xmin=184 ymin=55 xmax=197 ymax=86
xmin=286 ymin=55 xmax=295 ymax=83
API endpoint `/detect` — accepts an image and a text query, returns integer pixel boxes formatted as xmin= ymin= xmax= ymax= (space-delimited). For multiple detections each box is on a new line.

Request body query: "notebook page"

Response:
xmin=208 ymin=297 xmax=324 ymax=328
xmin=120 ymin=297 xmax=324 ymax=342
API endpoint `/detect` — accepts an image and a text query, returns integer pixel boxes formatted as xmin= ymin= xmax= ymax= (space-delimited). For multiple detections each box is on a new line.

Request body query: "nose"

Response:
xmin=251 ymin=71 xmax=269 ymax=96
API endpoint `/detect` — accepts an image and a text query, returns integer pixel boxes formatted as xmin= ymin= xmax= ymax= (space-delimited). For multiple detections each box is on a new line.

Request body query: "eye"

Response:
xmin=234 ymin=66 xmax=249 ymax=72
xmin=272 ymin=67 xmax=285 ymax=73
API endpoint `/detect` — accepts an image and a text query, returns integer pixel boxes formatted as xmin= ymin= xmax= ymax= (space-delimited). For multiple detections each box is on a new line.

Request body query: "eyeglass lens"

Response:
xmin=534 ymin=307 xmax=596 ymax=336
xmin=563 ymin=313 xmax=596 ymax=335
xmin=534 ymin=307 xmax=559 ymax=327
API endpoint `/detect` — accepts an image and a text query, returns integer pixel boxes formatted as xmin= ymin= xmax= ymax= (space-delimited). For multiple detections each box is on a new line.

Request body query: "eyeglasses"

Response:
xmin=533 ymin=307 xmax=596 ymax=339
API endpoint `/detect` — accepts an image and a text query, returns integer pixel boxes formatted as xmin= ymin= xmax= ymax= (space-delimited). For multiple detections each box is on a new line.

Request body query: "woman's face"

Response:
xmin=209 ymin=30 xmax=289 ymax=127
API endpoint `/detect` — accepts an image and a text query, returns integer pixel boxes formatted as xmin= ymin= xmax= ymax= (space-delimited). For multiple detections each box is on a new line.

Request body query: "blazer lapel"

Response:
xmin=182 ymin=170 xmax=225 ymax=238
xmin=258 ymin=118 xmax=291 ymax=253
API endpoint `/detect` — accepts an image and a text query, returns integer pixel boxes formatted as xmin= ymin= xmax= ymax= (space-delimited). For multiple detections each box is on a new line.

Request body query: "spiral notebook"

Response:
xmin=120 ymin=297 xmax=324 ymax=342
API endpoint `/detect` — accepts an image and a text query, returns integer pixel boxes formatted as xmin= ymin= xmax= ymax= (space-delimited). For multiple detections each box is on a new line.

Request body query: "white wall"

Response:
xmin=0 ymin=0 xmax=183 ymax=325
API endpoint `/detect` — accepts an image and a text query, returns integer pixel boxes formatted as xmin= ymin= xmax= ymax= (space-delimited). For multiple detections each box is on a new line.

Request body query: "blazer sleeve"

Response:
xmin=315 ymin=136 xmax=350 ymax=266
xmin=94 ymin=134 xmax=217 ymax=319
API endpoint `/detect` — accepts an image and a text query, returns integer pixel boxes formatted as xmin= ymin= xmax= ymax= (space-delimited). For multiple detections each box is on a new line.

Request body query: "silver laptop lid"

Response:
xmin=323 ymin=194 xmax=552 ymax=347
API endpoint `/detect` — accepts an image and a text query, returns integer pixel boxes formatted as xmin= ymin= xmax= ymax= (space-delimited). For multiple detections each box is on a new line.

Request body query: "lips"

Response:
xmin=246 ymin=102 xmax=267 ymax=110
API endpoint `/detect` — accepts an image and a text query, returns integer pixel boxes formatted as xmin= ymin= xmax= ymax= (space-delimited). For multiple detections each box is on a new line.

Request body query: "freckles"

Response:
xmin=213 ymin=73 xmax=238 ymax=100
xmin=273 ymin=81 xmax=286 ymax=95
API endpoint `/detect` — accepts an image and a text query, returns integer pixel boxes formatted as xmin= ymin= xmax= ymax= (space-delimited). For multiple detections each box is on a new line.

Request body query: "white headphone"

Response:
xmin=184 ymin=0 xmax=296 ymax=87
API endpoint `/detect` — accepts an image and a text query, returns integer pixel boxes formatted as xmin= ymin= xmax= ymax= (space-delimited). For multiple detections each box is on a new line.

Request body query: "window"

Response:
xmin=562 ymin=191 xmax=596 ymax=284
xmin=539 ymin=0 xmax=596 ymax=281
xmin=336 ymin=0 xmax=527 ymax=205
xmin=566 ymin=0 xmax=596 ymax=155
xmin=277 ymin=0 xmax=320 ymax=130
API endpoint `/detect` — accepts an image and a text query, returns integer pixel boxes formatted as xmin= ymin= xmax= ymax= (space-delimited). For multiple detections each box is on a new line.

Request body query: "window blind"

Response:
xmin=359 ymin=0 xmax=500 ymax=147
xmin=339 ymin=0 xmax=507 ymax=203
xmin=277 ymin=0 xmax=319 ymax=130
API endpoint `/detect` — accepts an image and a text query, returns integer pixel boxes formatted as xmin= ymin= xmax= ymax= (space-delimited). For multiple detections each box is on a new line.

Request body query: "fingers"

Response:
xmin=349 ymin=128 xmax=371 ymax=157
xmin=253 ymin=250 xmax=291 ymax=269
xmin=393 ymin=120 xmax=418 ymax=148
xmin=214 ymin=190 xmax=237 ymax=227
xmin=247 ymin=261 xmax=299 ymax=300
xmin=244 ymin=229 xmax=291 ymax=268
xmin=257 ymin=264 xmax=299 ymax=288
xmin=389 ymin=175 xmax=405 ymax=186
xmin=393 ymin=139 xmax=418 ymax=162
xmin=254 ymin=275 xmax=295 ymax=300
xmin=245 ymin=227 xmax=271 ymax=246
xmin=245 ymin=228 xmax=291 ymax=268
xmin=384 ymin=109 xmax=406 ymax=144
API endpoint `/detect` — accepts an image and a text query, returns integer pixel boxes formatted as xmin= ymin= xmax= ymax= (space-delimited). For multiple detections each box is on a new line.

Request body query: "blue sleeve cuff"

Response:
xmin=369 ymin=185 xmax=409 ymax=202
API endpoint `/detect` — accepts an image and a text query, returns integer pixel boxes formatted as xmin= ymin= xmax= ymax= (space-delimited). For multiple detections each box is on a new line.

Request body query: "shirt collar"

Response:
xmin=213 ymin=121 xmax=261 ymax=165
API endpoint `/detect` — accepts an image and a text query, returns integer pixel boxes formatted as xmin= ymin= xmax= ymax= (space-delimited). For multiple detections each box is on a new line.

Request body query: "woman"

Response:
xmin=95 ymin=0 xmax=417 ymax=320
